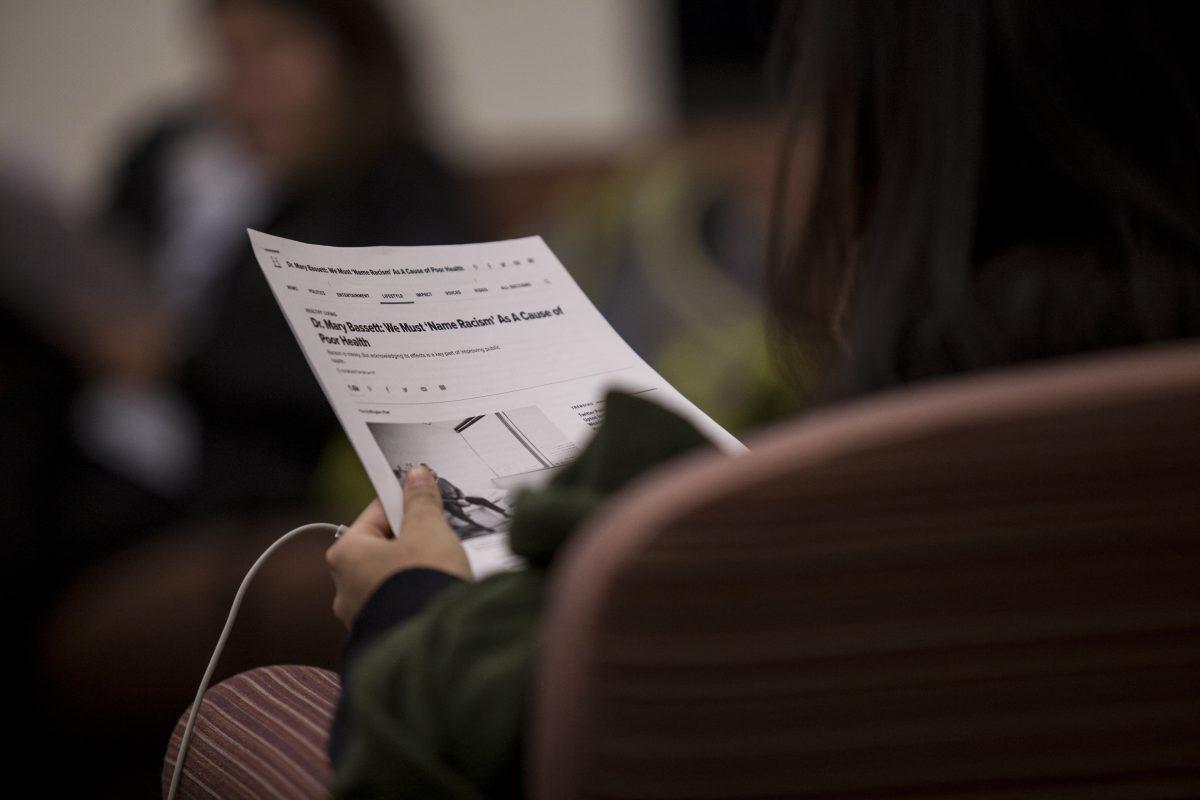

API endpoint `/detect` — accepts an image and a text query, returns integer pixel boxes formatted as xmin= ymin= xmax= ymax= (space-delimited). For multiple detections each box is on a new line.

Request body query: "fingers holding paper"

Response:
xmin=326 ymin=468 xmax=472 ymax=628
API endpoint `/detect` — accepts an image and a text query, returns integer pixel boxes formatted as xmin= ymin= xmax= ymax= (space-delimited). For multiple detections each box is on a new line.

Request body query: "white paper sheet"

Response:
xmin=248 ymin=231 xmax=744 ymax=577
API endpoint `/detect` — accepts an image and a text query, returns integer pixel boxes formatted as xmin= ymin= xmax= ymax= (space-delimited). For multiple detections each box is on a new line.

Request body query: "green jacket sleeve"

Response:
xmin=333 ymin=392 xmax=714 ymax=799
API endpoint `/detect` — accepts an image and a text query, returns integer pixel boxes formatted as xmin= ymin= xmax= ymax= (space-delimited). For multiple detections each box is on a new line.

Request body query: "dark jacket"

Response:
xmin=101 ymin=113 xmax=476 ymax=514
xmin=331 ymin=392 xmax=715 ymax=799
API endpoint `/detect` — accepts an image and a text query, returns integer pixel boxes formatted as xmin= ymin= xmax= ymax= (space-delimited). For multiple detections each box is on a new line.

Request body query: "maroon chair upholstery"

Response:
xmin=163 ymin=665 xmax=340 ymax=799
xmin=533 ymin=343 xmax=1200 ymax=799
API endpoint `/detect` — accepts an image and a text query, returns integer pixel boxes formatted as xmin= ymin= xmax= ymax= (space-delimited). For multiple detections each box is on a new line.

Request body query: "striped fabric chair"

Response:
xmin=162 ymin=665 xmax=339 ymax=799
xmin=534 ymin=342 xmax=1200 ymax=798
xmin=165 ymin=343 xmax=1200 ymax=799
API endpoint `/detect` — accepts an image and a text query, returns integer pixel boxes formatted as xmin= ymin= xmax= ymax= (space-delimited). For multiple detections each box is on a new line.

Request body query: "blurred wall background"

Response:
xmin=0 ymin=0 xmax=675 ymax=212
xmin=0 ymin=1 xmax=201 ymax=208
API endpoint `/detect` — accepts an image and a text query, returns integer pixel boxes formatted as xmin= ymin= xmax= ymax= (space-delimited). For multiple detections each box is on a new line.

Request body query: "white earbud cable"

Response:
xmin=166 ymin=521 xmax=347 ymax=800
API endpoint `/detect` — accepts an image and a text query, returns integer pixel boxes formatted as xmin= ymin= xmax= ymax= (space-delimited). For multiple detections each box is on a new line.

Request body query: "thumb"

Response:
xmin=402 ymin=464 xmax=444 ymax=523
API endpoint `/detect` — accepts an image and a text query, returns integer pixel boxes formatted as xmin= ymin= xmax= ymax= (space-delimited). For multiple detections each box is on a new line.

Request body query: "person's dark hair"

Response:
xmin=769 ymin=0 xmax=1200 ymax=399
xmin=208 ymin=0 xmax=417 ymax=150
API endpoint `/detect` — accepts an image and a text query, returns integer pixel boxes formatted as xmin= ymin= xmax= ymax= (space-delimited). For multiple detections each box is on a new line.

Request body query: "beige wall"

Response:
xmin=0 ymin=0 xmax=672 ymax=211
xmin=404 ymin=0 xmax=673 ymax=165
xmin=0 ymin=1 xmax=200 ymax=209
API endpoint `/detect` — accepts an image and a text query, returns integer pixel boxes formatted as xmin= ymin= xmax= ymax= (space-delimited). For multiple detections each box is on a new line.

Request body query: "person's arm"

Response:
xmin=330 ymin=566 xmax=465 ymax=764
xmin=325 ymin=467 xmax=472 ymax=762
xmin=341 ymin=567 xmax=464 ymax=672
xmin=328 ymin=393 xmax=717 ymax=797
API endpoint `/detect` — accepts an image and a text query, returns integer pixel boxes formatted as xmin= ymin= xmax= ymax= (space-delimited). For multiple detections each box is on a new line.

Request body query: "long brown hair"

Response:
xmin=208 ymin=0 xmax=418 ymax=159
xmin=770 ymin=0 xmax=1200 ymax=398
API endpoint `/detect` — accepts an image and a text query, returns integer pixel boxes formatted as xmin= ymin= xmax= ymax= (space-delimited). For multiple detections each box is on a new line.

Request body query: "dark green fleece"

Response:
xmin=332 ymin=392 xmax=713 ymax=799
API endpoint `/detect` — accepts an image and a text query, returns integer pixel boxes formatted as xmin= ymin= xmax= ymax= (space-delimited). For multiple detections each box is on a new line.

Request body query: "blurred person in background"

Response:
xmin=322 ymin=1 xmax=1200 ymax=797
xmin=0 ymin=160 xmax=172 ymax=795
xmin=73 ymin=0 xmax=472 ymax=550
xmin=0 ymin=163 xmax=167 ymax=563
xmin=36 ymin=0 xmax=474 ymax=794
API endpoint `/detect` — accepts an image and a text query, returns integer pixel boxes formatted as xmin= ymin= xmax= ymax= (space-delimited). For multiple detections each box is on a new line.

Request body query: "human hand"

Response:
xmin=326 ymin=465 xmax=472 ymax=628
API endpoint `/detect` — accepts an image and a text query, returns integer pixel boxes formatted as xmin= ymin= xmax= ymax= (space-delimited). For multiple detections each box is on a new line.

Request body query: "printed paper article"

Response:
xmin=249 ymin=231 xmax=744 ymax=577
